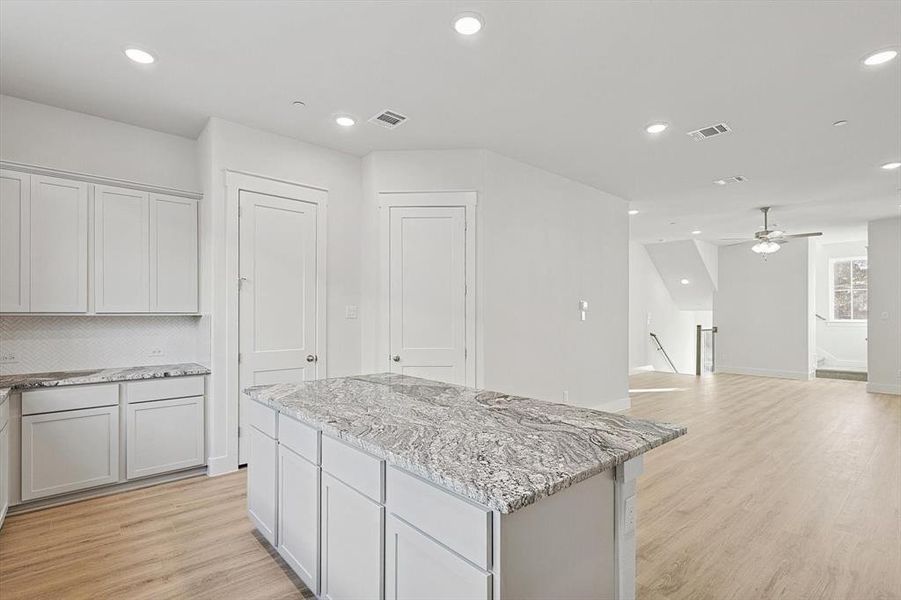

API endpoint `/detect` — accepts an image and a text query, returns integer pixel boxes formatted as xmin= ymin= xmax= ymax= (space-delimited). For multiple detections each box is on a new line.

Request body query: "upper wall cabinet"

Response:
xmin=0 ymin=167 xmax=199 ymax=314
xmin=94 ymin=185 xmax=150 ymax=313
xmin=0 ymin=170 xmax=89 ymax=313
xmin=150 ymin=194 xmax=198 ymax=313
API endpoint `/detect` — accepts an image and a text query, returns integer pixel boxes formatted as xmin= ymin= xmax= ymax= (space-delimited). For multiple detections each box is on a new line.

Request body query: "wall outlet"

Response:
xmin=0 ymin=352 xmax=18 ymax=364
xmin=148 ymin=348 xmax=165 ymax=358
xmin=563 ymin=390 xmax=569 ymax=402
xmin=624 ymin=495 xmax=637 ymax=533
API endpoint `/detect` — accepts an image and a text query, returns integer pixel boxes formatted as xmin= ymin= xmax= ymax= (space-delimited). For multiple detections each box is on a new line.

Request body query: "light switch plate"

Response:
xmin=624 ymin=495 xmax=637 ymax=533
xmin=0 ymin=352 xmax=18 ymax=364
xmin=345 ymin=305 xmax=359 ymax=319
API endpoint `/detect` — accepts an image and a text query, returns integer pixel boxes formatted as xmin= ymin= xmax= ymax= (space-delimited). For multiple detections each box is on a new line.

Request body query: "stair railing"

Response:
xmin=649 ymin=332 xmax=679 ymax=374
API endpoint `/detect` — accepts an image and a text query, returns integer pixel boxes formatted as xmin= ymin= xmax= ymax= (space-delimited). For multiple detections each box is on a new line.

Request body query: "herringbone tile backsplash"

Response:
xmin=0 ymin=316 xmax=205 ymax=375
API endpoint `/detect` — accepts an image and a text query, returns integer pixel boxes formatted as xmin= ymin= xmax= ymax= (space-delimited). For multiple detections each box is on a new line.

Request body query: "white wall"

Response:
xmin=714 ymin=239 xmax=815 ymax=379
xmin=629 ymin=243 xmax=711 ymax=375
xmin=0 ymin=95 xmax=198 ymax=191
xmin=867 ymin=217 xmax=901 ymax=395
xmin=815 ymin=240 xmax=868 ymax=370
xmin=361 ymin=149 xmax=630 ymax=411
xmin=200 ymin=117 xmax=363 ymax=475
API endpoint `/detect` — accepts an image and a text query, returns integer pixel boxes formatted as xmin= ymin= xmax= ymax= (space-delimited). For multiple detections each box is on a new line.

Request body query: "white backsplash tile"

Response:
xmin=0 ymin=315 xmax=206 ymax=375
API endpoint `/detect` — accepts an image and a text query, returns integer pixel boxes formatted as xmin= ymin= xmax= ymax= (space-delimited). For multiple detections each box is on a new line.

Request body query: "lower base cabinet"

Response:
xmin=126 ymin=396 xmax=204 ymax=479
xmin=247 ymin=425 xmax=278 ymax=545
xmin=0 ymin=415 xmax=9 ymax=527
xmin=278 ymin=444 xmax=320 ymax=594
xmin=320 ymin=472 xmax=384 ymax=600
xmin=21 ymin=405 xmax=119 ymax=501
xmin=385 ymin=515 xmax=491 ymax=600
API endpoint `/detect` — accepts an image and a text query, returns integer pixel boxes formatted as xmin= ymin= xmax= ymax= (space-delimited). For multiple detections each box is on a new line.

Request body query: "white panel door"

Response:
xmin=278 ymin=444 xmax=321 ymax=594
xmin=150 ymin=193 xmax=198 ymax=312
xmin=126 ymin=396 xmax=204 ymax=479
xmin=239 ymin=190 xmax=318 ymax=464
xmin=21 ymin=405 xmax=119 ymax=500
xmin=30 ymin=175 xmax=88 ymax=312
xmin=385 ymin=515 xmax=491 ymax=600
xmin=320 ymin=472 xmax=384 ymax=600
xmin=94 ymin=185 xmax=150 ymax=312
xmin=389 ymin=206 xmax=466 ymax=384
xmin=247 ymin=425 xmax=278 ymax=545
xmin=0 ymin=169 xmax=30 ymax=312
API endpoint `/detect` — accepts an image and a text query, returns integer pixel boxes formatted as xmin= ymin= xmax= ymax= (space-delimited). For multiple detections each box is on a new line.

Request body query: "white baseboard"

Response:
xmin=569 ymin=396 xmax=631 ymax=413
xmin=866 ymin=382 xmax=901 ymax=395
xmin=207 ymin=454 xmax=239 ymax=477
xmin=629 ymin=365 xmax=655 ymax=375
xmin=717 ymin=366 xmax=814 ymax=381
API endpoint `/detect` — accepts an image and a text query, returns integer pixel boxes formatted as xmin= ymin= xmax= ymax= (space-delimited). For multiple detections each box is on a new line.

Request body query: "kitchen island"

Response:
xmin=245 ymin=373 xmax=685 ymax=600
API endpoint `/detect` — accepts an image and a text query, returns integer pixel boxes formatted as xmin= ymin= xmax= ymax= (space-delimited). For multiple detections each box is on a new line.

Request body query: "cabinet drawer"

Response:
xmin=387 ymin=466 xmax=491 ymax=569
xmin=22 ymin=383 xmax=118 ymax=415
xmin=278 ymin=414 xmax=319 ymax=464
xmin=126 ymin=376 xmax=204 ymax=403
xmin=248 ymin=400 xmax=277 ymax=438
xmin=321 ymin=435 xmax=384 ymax=503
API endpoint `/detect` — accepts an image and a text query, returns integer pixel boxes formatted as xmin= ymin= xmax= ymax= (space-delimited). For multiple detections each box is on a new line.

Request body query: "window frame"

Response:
xmin=828 ymin=256 xmax=867 ymax=323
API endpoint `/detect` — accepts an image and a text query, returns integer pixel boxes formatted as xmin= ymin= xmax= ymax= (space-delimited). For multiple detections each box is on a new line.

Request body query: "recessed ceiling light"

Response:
xmin=645 ymin=122 xmax=668 ymax=134
xmin=863 ymin=49 xmax=898 ymax=66
xmin=832 ymin=120 xmax=848 ymax=127
xmin=453 ymin=13 xmax=483 ymax=35
xmin=124 ymin=47 xmax=155 ymax=64
xmin=680 ymin=279 xmax=690 ymax=285
xmin=713 ymin=179 xmax=727 ymax=186
xmin=628 ymin=209 xmax=639 ymax=215
xmin=691 ymin=230 xmax=702 ymax=235
xmin=881 ymin=161 xmax=901 ymax=170
xmin=292 ymin=100 xmax=306 ymax=108
xmin=335 ymin=116 xmax=356 ymax=127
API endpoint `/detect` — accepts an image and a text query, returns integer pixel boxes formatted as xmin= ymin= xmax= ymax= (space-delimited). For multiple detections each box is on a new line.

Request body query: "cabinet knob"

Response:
xmin=391 ymin=355 xmax=401 ymax=362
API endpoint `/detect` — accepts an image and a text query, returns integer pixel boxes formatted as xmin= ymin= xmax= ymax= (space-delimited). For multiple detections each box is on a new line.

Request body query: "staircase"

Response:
xmin=815 ymin=368 xmax=867 ymax=382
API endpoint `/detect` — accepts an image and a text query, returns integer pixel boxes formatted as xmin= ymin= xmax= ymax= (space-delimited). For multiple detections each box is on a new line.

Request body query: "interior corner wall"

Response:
xmin=867 ymin=217 xmax=901 ymax=395
xmin=713 ymin=239 xmax=815 ymax=380
xmin=629 ymin=242 xmax=711 ymax=375
xmin=361 ymin=149 xmax=630 ymax=411
xmin=200 ymin=117 xmax=363 ymax=475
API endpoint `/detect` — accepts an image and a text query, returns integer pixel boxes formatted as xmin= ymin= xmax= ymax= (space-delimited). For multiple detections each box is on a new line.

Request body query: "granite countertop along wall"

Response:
xmin=246 ymin=373 xmax=686 ymax=514
xmin=0 ymin=363 xmax=210 ymax=403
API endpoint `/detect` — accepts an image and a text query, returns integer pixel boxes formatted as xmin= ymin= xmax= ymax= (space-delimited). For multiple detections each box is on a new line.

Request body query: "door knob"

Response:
xmin=392 ymin=355 xmax=401 ymax=362
xmin=306 ymin=354 xmax=317 ymax=363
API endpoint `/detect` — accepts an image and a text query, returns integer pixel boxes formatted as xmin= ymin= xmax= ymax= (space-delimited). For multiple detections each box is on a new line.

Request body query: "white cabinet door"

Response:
xmin=126 ymin=396 xmax=204 ymax=480
xmin=247 ymin=425 xmax=278 ymax=545
xmin=0 ymin=420 xmax=9 ymax=528
xmin=21 ymin=405 xmax=119 ymax=500
xmin=30 ymin=174 xmax=88 ymax=312
xmin=321 ymin=472 xmax=384 ymax=600
xmin=150 ymin=193 xmax=198 ymax=313
xmin=0 ymin=169 xmax=30 ymax=312
xmin=278 ymin=445 xmax=320 ymax=594
xmin=94 ymin=185 xmax=149 ymax=312
xmin=385 ymin=515 xmax=491 ymax=600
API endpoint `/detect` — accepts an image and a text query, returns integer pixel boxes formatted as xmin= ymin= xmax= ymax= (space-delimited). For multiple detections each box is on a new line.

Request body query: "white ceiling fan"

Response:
xmin=724 ymin=207 xmax=822 ymax=254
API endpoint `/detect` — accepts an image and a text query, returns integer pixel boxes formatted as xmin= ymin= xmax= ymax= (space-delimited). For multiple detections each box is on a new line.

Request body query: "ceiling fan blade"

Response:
xmin=780 ymin=232 xmax=823 ymax=239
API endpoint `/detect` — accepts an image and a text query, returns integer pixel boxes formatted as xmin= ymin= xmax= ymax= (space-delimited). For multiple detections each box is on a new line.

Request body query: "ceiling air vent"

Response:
xmin=687 ymin=122 xmax=732 ymax=141
xmin=369 ymin=109 xmax=408 ymax=129
xmin=713 ymin=175 xmax=747 ymax=185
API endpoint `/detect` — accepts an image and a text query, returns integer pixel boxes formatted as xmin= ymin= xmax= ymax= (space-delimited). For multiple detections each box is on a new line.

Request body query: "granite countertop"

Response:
xmin=246 ymin=373 xmax=686 ymax=514
xmin=0 ymin=363 xmax=210 ymax=401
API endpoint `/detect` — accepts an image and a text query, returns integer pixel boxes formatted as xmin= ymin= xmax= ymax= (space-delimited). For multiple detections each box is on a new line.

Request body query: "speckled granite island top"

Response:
xmin=0 ymin=362 xmax=210 ymax=400
xmin=245 ymin=373 xmax=686 ymax=514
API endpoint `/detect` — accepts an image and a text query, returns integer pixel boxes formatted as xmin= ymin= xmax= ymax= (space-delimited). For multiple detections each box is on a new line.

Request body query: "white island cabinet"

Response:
xmin=246 ymin=374 xmax=684 ymax=600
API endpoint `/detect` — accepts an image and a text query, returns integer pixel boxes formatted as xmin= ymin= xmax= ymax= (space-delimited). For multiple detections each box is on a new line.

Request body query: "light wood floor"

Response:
xmin=0 ymin=372 xmax=898 ymax=599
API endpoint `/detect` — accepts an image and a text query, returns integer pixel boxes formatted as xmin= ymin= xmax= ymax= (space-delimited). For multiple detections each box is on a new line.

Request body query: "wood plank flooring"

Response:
xmin=0 ymin=372 xmax=898 ymax=599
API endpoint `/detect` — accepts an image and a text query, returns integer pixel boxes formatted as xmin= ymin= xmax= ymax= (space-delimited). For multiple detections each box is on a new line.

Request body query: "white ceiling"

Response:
xmin=1 ymin=1 xmax=899 ymax=243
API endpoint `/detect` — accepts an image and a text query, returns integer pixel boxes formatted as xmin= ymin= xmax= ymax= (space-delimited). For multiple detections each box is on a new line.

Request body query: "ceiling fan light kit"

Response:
xmin=751 ymin=240 xmax=781 ymax=254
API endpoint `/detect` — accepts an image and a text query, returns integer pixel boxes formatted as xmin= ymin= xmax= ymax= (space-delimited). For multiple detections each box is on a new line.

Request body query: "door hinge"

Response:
xmin=238 ymin=205 xmax=242 ymax=218
xmin=238 ymin=353 xmax=243 ymax=364
xmin=238 ymin=426 xmax=242 ymax=438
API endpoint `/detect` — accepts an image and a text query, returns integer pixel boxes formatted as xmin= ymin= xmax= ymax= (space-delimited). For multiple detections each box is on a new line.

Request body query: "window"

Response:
xmin=830 ymin=257 xmax=867 ymax=321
